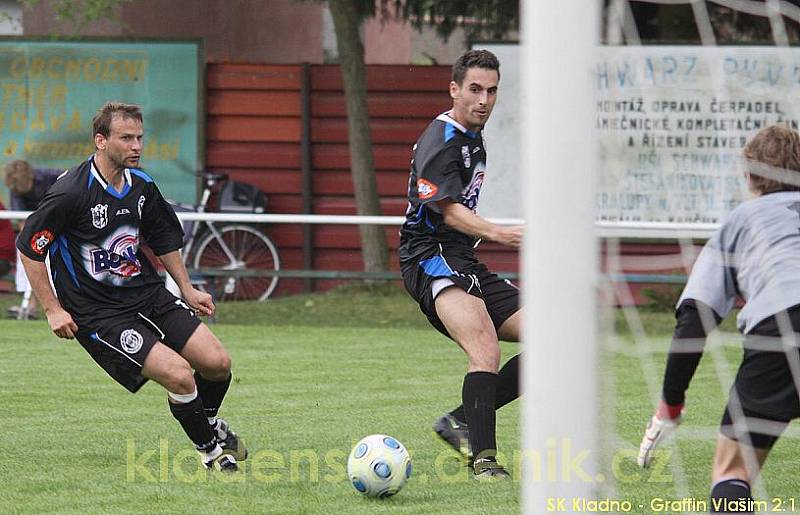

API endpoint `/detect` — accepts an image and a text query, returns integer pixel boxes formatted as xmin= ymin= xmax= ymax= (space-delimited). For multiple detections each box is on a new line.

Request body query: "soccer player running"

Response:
xmin=18 ymin=102 xmax=246 ymax=472
xmin=399 ymin=49 xmax=523 ymax=480
xmin=638 ymin=124 xmax=800 ymax=511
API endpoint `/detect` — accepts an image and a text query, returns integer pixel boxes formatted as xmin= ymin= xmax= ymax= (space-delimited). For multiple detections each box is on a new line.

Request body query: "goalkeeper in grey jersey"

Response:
xmin=638 ymin=124 xmax=800 ymax=511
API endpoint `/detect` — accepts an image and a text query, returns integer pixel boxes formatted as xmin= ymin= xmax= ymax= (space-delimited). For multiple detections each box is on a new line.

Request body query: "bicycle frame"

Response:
xmin=181 ymin=177 xmax=239 ymax=268
xmin=167 ymin=172 xmax=280 ymax=300
xmin=170 ymin=171 xmax=281 ymax=301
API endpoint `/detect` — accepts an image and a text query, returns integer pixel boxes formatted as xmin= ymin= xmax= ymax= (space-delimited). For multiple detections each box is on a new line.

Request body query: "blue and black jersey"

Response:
xmin=399 ymin=112 xmax=488 ymax=262
xmin=17 ymin=156 xmax=183 ymax=328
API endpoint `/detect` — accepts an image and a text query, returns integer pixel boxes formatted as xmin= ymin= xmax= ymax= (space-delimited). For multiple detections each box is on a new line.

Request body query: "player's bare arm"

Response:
xmin=19 ymin=252 xmax=77 ymax=339
xmin=159 ymin=250 xmax=215 ymax=316
xmin=437 ymin=200 xmax=523 ymax=248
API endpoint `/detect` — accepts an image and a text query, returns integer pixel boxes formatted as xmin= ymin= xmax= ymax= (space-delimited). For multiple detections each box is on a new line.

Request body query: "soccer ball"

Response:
xmin=347 ymin=434 xmax=412 ymax=498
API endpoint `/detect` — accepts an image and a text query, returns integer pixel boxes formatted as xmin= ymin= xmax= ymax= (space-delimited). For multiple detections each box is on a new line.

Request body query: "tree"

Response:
xmin=603 ymin=1 xmax=785 ymax=44
xmin=328 ymin=0 xmax=389 ymax=274
xmin=327 ymin=0 xmax=518 ymax=273
xmin=19 ymin=0 xmax=129 ymax=33
xmin=397 ymin=0 xmax=519 ymax=41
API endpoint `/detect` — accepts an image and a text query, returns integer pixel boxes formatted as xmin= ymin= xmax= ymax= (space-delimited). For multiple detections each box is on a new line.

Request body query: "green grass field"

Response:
xmin=2 ymin=286 xmax=799 ymax=514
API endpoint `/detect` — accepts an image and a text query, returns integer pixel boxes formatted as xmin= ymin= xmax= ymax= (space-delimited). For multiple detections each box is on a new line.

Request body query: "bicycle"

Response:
xmin=170 ymin=171 xmax=280 ymax=301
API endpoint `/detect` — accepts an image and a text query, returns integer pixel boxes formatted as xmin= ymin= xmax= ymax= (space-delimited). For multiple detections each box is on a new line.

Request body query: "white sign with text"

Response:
xmin=479 ymin=45 xmax=800 ymax=226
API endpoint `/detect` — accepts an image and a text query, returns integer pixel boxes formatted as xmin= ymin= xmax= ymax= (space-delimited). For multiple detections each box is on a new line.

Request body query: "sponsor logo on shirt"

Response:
xmin=462 ymin=165 xmax=485 ymax=212
xmin=30 ymin=230 xmax=54 ymax=255
xmin=90 ymin=233 xmax=142 ymax=278
xmin=91 ymin=203 xmax=108 ymax=229
xmin=417 ymin=178 xmax=438 ymax=200
xmin=120 ymin=329 xmax=143 ymax=354
xmin=116 ymin=208 xmax=130 ymax=215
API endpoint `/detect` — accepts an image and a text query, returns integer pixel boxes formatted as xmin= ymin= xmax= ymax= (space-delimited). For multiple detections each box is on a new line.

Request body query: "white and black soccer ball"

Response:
xmin=347 ymin=434 xmax=412 ymax=498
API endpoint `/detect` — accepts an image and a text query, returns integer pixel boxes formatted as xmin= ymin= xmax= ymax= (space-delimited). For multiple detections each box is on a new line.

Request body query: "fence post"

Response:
xmin=301 ymin=62 xmax=314 ymax=293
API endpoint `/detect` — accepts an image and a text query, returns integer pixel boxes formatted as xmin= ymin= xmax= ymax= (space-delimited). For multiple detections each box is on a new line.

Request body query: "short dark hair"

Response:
xmin=744 ymin=124 xmax=800 ymax=194
xmin=452 ymin=49 xmax=500 ymax=85
xmin=92 ymin=102 xmax=143 ymax=139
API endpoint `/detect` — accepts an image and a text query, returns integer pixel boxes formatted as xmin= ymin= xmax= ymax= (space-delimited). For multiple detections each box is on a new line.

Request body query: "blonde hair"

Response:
xmin=3 ymin=160 xmax=34 ymax=196
xmin=744 ymin=124 xmax=800 ymax=194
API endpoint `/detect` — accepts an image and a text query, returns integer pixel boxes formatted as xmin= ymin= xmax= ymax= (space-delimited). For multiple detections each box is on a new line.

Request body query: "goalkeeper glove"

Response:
xmin=637 ymin=400 xmax=684 ymax=468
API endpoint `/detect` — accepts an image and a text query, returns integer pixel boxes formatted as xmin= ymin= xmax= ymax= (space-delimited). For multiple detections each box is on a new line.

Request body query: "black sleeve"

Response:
xmin=16 ymin=184 xmax=76 ymax=261
xmin=140 ymin=182 xmax=184 ymax=256
xmin=416 ymin=146 xmax=466 ymax=205
xmin=661 ymin=299 xmax=723 ymax=405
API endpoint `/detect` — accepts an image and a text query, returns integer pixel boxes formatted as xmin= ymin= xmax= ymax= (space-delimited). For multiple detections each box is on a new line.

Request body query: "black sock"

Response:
xmin=710 ymin=479 xmax=752 ymax=513
xmin=195 ymin=372 xmax=231 ymax=420
xmin=168 ymin=396 xmax=216 ymax=450
xmin=462 ymin=371 xmax=497 ymax=460
xmin=449 ymin=354 xmax=520 ymax=423
xmin=495 ymin=354 xmax=520 ymax=409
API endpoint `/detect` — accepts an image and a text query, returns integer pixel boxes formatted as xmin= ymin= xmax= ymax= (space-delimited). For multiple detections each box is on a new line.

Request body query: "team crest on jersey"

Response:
xmin=461 ymin=145 xmax=471 ymax=168
xmin=137 ymin=195 xmax=146 ymax=218
xmin=119 ymin=329 xmax=143 ymax=354
xmin=91 ymin=203 xmax=108 ymax=229
xmin=30 ymin=230 xmax=54 ymax=255
xmin=417 ymin=178 xmax=438 ymax=200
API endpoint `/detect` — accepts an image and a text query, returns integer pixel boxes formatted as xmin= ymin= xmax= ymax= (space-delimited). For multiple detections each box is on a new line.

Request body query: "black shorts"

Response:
xmin=719 ymin=310 xmax=800 ymax=449
xmin=75 ymin=287 xmax=202 ymax=393
xmin=401 ymin=245 xmax=519 ymax=339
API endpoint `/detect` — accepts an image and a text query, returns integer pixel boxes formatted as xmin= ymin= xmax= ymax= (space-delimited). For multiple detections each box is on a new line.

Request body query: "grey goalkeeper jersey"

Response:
xmin=679 ymin=191 xmax=800 ymax=333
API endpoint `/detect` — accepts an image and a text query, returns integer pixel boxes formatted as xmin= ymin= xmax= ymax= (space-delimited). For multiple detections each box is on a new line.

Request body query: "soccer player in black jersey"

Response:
xmin=399 ymin=50 xmax=524 ymax=480
xmin=17 ymin=102 xmax=246 ymax=472
xmin=637 ymin=125 xmax=800 ymax=510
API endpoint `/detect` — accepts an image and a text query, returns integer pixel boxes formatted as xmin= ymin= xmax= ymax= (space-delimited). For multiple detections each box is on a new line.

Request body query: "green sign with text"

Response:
xmin=0 ymin=40 xmax=200 ymax=203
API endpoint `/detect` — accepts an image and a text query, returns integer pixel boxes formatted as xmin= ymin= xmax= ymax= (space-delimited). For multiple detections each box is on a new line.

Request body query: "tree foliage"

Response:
xmin=607 ymin=1 xmax=798 ymax=45
xmin=20 ymin=0 xmax=130 ymax=33
xmin=389 ymin=0 xmax=518 ymax=41
xmin=332 ymin=0 xmax=520 ymax=41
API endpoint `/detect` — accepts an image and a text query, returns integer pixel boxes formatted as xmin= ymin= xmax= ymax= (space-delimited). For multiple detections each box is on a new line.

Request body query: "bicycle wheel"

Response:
xmin=192 ymin=224 xmax=280 ymax=301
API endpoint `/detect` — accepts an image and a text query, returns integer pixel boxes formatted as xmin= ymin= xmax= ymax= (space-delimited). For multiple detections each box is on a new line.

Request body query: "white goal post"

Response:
xmin=522 ymin=0 xmax=600 ymax=511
